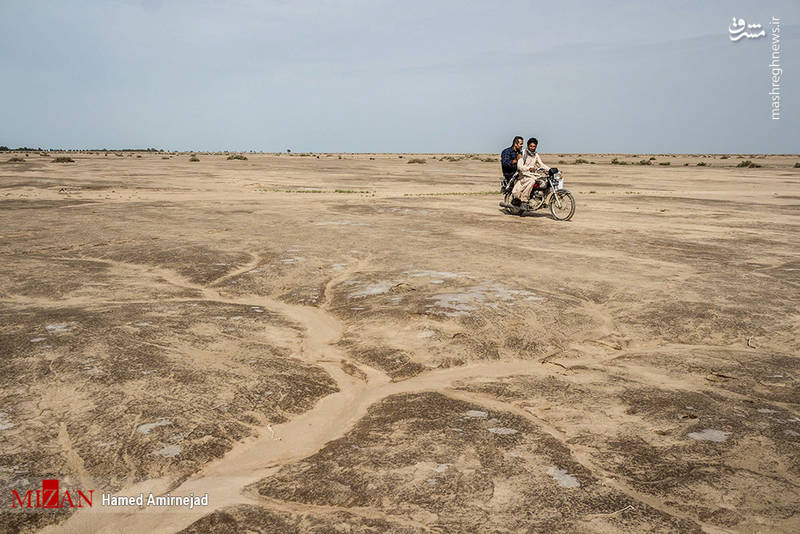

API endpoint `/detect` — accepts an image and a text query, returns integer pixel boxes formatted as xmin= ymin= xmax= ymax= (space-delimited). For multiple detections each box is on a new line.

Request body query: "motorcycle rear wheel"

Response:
xmin=549 ymin=191 xmax=575 ymax=221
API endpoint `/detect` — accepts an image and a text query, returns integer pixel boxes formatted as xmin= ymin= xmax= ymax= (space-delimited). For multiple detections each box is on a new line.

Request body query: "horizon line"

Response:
xmin=2 ymin=148 xmax=798 ymax=156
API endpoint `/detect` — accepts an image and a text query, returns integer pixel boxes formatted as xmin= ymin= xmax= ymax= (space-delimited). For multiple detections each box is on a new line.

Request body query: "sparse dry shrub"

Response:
xmin=736 ymin=160 xmax=760 ymax=168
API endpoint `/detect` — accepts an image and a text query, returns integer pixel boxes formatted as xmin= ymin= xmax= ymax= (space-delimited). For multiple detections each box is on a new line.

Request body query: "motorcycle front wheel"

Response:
xmin=549 ymin=191 xmax=575 ymax=221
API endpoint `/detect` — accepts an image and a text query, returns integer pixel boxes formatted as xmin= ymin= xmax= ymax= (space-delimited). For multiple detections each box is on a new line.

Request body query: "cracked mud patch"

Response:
xmin=0 ymin=254 xmax=201 ymax=302
xmin=337 ymin=343 xmax=426 ymax=381
xmin=248 ymin=392 xmax=698 ymax=532
xmin=215 ymin=250 xmax=332 ymax=305
xmin=611 ymin=349 xmax=800 ymax=405
xmin=331 ymin=269 xmax=547 ymax=320
xmin=330 ymin=268 xmax=591 ymax=377
xmin=620 ymin=299 xmax=773 ymax=346
xmin=455 ymin=373 xmax=800 ymax=531
xmin=180 ymin=504 xmax=423 ymax=534
xmin=77 ymin=242 xmax=254 ymax=285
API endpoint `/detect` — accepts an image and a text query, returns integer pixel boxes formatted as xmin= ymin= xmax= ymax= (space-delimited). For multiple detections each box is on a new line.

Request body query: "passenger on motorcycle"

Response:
xmin=512 ymin=137 xmax=550 ymax=204
xmin=500 ymin=136 xmax=524 ymax=182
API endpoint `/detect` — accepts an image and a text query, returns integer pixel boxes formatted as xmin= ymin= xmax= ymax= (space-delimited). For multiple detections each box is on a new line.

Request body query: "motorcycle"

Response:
xmin=499 ymin=168 xmax=575 ymax=221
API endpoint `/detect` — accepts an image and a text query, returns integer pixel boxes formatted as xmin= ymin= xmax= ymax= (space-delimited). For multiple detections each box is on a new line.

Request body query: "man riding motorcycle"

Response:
xmin=512 ymin=137 xmax=550 ymax=205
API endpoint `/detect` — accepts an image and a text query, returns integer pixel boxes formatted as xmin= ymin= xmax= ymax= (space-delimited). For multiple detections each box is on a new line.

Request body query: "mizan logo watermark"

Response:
xmin=729 ymin=16 xmax=782 ymax=120
xmin=11 ymin=479 xmax=93 ymax=509
xmin=10 ymin=479 xmax=209 ymax=511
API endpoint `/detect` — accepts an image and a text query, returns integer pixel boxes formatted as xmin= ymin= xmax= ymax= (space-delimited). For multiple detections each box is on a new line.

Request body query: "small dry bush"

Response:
xmin=736 ymin=160 xmax=761 ymax=168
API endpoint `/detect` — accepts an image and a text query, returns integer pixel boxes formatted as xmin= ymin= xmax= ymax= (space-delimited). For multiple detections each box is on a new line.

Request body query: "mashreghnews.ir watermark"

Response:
xmin=729 ymin=15 xmax=782 ymax=120
xmin=769 ymin=16 xmax=781 ymax=120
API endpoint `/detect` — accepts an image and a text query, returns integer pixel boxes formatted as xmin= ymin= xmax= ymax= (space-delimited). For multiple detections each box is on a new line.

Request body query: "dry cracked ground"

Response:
xmin=1 ymin=152 xmax=798 ymax=533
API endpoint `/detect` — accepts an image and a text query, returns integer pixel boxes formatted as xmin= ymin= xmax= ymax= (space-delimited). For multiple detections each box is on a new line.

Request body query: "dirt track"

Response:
xmin=1 ymin=152 xmax=799 ymax=533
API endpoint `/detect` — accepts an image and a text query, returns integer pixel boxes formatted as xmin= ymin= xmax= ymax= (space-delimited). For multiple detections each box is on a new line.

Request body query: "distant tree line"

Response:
xmin=0 ymin=146 xmax=42 ymax=151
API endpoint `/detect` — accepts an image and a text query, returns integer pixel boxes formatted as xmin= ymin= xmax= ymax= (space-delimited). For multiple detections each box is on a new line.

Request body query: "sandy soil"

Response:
xmin=1 ymin=151 xmax=798 ymax=533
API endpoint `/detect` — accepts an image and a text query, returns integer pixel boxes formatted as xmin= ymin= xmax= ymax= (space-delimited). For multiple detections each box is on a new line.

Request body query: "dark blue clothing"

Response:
xmin=501 ymin=146 xmax=520 ymax=178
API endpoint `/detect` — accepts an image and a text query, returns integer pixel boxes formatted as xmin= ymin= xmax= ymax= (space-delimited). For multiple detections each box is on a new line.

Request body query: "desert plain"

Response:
xmin=0 ymin=151 xmax=798 ymax=533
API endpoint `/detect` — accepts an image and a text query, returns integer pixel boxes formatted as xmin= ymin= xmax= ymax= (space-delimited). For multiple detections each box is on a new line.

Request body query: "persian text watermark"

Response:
xmin=728 ymin=17 xmax=765 ymax=41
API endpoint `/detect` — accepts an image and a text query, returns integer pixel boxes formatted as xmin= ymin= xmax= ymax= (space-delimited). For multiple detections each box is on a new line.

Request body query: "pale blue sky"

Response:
xmin=1 ymin=1 xmax=797 ymax=153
